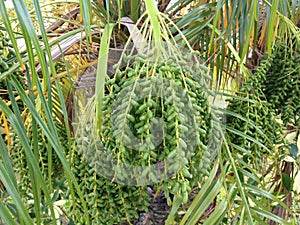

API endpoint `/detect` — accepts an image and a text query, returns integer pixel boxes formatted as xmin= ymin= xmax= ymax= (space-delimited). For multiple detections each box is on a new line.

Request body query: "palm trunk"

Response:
xmin=134 ymin=187 xmax=170 ymax=225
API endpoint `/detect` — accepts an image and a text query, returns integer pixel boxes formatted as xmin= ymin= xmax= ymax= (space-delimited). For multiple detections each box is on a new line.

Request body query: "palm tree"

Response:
xmin=0 ymin=0 xmax=299 ymax=224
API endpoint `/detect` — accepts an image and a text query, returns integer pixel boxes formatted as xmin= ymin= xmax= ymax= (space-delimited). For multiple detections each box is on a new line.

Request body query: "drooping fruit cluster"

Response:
xmin=10 ymin=120 xmax=69 ymax=194
xmin=70 ymin=150 xmax=149 ymax=224
xmin=263 ymin=37 xmax=300 ymax=126
xmin=226 ymin=52 xmax=284 ymax=165
xmin=73 ymin=50 xmax=220 ymax=224
xmin=101 ymin=53 xmax=213 ymax=195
